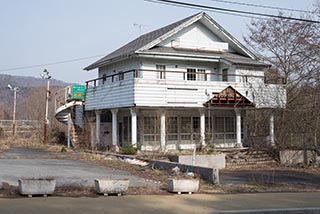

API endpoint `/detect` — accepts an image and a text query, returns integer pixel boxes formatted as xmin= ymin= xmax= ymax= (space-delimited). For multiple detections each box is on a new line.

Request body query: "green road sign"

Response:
xmin=71 ymin=84 xmax=86 ymax=101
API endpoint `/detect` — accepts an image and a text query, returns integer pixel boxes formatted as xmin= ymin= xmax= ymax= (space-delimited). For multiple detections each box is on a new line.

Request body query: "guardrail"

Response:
xmin=0 ymin=120 xmax=41 ymax=132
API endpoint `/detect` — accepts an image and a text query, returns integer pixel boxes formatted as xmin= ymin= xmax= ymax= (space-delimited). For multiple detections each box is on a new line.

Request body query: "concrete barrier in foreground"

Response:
xmin=149 ymin=159 xmax=219 ymax=184
xmin=168 ymin=154 xmax=226 ymax=169
xmin=94 ymin=179 xmax=129 ymax=196
xmin=87 ymin=150 xmax=219 ymax=184
xmin=18 ymin=178 xmax=56 ymax=197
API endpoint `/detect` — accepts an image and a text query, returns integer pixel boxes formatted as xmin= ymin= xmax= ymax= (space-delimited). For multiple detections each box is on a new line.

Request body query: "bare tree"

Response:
xmin=245 ymin=14 xmax=319 ymax=104
xmin=244 ymin=4 xmax=320 ymax=150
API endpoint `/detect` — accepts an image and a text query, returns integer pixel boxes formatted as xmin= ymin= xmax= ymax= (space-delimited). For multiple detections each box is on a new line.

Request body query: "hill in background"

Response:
xmin=0 ymin=74 xmax=69 ymax=88
xmin=0 ymin=74 xmax=71 ymax=120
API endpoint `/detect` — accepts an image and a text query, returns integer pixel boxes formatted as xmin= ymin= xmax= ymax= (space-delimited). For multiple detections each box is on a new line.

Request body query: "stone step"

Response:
xmin=226 ymin=160 xmax=276 ymax=167
xmin=222 ymin=149 xmax=276 ymax=168
xmin=226 ymin=161 xmax=275 ymax=166
xmin=226 ymin=152 xmax=271 ymax=157
xmin=226 ymin=157 xmax=273 ymax=163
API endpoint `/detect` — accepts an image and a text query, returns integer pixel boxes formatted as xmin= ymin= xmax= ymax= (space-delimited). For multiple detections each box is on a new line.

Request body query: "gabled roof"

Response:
xmin=84 ymin=12 xmax=260 ymax=71
xmin=204 ymin=86 xmax=254 ymax=108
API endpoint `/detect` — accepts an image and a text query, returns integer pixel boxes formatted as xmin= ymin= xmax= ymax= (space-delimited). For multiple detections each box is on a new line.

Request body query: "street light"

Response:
xmin=41 ymin=69 xmax=51 ymax=145
xmin=8 ymin=84 xmax=19 ymax=136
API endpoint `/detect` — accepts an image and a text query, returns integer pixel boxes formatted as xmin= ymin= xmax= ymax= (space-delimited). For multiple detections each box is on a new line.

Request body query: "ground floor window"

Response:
xmin=180 ymin=117 xmax=191 ymax=141
xmin=205 ymin=116 xmax=213 ymax=142
xmin=143 ymin=116 xmax=159 ymax=143
xmin=214 ymin=116 xmax=243 ymax=144
xmin=215 ymin=117 xmax=235 ymax=143
xmin=167 ymin=117 xmax=178 ymax=142
xmin=139 ymin=112 xmax=242 ymax=147
xmin=166 ymin=116 xmax=200 ymax=144
xmin=122 ymin=116 xmax=131 ymax=146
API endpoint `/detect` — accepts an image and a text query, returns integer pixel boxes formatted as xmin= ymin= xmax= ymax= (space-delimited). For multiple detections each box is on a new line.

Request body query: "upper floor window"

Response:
xmin=222 ymin=68 xmax=228 ymax=82
xmin=156 ymin=64 xmax=166 ymax=79
xmin=102 ymin=74 xmax=107 ymax=84
xmin=197 ymin=69 xmax=206 ymax=81
xmin=187 ymin=68 xmax=197 ymax=81
xmin=119 ymin=71 xmax=124 ymax=81
xmin=186 ymin=68 xmax=206 ymax=81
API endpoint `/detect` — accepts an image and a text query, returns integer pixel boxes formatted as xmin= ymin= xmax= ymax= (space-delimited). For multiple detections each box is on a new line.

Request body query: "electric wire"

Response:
xmin=2 ymin=1 xmax=319 ymax=74
xmin=208 ymin=0 xmax=316 ymax=14
xmin=0 ymin=54 xmax=104 ymax=73
xmin=146 ymin=0 xmax=269 ymax=20
xmin=145 ymin=0 xmax=320 ymax=24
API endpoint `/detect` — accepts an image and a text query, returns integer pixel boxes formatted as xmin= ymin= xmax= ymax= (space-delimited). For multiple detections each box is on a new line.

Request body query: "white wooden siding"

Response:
xmin=85 ymin=79 xmax=135 ymax=110
xmin=98 ymin=60 xmax=141 ymax=84
xmin=134 ymin=78 xmax=285 ymax=108
xmin=159 ymin=22 xmax=228 ymax=51
xmin=86 ymin=58 xmax=286 ymax=110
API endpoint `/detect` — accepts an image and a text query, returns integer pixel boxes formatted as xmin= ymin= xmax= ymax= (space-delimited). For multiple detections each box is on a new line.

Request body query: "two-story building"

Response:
xmin=84 ymin=12 xmax=286 ymax=151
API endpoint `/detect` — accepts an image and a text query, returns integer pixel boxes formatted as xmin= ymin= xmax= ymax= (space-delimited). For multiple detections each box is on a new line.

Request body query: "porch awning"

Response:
xmin=204 ymin=86 xmax=254 ymax=107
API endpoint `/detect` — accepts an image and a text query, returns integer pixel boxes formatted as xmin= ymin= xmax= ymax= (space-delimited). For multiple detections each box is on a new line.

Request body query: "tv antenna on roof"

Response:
xmin=133 ymin=23 xmax=148 ymax=36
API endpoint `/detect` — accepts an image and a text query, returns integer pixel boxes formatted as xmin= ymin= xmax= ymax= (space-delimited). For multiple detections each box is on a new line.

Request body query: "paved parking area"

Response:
xmin=0 ymin=147 xmax=156 ymax=187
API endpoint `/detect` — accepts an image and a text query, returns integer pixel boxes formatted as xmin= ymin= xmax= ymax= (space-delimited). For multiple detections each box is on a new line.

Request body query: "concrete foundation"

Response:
xmin=149 ymin=159 xmax=219 ymax=184
xmin=278 ymin=150 xmax=320 ymax=165
xmin=168 ymin=154 xmax=225 ymax=169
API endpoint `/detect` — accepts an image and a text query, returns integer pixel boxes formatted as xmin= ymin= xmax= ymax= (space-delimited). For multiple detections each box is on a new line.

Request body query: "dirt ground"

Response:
xmin=0 ymin=138 xmax=320 ymax=197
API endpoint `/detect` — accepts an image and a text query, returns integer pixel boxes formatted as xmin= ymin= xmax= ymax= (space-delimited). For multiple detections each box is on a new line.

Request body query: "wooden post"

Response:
xmin=235 ymin=109 xmax=242 ymax=147
xmin=130 ymin=108 xmax=137 ymax=147
xmin=111 ymin=109 xmax=119 ymax=151
xmin=160 ymin=109 xmax=166 ymax=151
xmin=12 ymin=89 xmax=17 ymax=136
xmin=44 ymin=79 xmax=50 ymax=145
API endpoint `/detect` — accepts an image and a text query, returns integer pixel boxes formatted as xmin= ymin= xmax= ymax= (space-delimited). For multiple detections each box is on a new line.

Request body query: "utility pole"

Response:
xmin=8 ymin=84 xmax=19 ymax=136
xmin=41 ymin=69 xmax=51 ymax=145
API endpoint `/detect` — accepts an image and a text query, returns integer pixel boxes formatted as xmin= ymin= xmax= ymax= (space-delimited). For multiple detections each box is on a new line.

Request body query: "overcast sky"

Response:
xmin=0 ymin=0 xmax=316 ymax=84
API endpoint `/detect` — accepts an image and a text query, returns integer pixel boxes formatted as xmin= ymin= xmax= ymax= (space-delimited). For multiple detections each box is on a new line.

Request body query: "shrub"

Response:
xmin=121 ymin=145 xmax=138 ymax=155
xmin=48 ymin=127 xmax=66 ymax=145
xmin=0 ymin=127 xmax=4 ymax=138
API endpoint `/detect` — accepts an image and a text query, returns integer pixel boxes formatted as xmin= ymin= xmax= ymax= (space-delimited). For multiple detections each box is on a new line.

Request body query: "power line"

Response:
xmin=146 ymin=0 xmax=268 ymax=20
xmin=146 ymin=0 xmax=320 ymax=24
xmin=0 ymin=54 xmax=104 ymax=73
xmin=208 ymin=0 xmax=316 ymax=14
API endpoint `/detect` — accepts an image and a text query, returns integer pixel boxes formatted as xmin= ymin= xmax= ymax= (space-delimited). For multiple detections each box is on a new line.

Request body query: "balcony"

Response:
xmin=85 ymin=69 xmax=286 ymax=110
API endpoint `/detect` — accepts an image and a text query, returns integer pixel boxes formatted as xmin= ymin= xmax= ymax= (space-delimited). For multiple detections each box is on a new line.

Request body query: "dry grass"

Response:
xmin=0 ymin=138 xmax=10 ymax=152
xmin=54 ymin=185 xmax=97 ymax=197
xmin=2 ymin=135 xmax=320 ymax=196
xmin=0 ymin=134 xmax=44 ymax=152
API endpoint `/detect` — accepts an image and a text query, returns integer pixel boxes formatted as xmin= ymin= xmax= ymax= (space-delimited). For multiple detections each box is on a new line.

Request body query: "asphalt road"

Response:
xmin=0 ymin=147 xmax=157 ymax=187
xmin=0 ymin=192 xmax=320 ymax=214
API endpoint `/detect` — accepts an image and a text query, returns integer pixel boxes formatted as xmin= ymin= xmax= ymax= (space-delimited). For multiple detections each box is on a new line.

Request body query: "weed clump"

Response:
xmin=121 ymin=145 xmax=138 ymax=155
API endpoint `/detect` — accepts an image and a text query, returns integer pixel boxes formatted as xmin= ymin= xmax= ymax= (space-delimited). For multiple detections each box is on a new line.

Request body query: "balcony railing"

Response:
xmin=85 ymin=69 xmax=285 ymax=89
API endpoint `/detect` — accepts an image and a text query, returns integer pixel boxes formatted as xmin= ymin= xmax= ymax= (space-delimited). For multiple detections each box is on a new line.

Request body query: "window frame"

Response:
xmin=197 ymin=68 xmax=207 ymax=81
xmin=186 ymin=68 xmax=197 ymax=81
xmin=222 ymin=68 xmax=228 ymax=82
xmin=118 ymin=71 xmax=124 ymax=81
xmin=156 ymin=64 xmax=166 ymax=80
